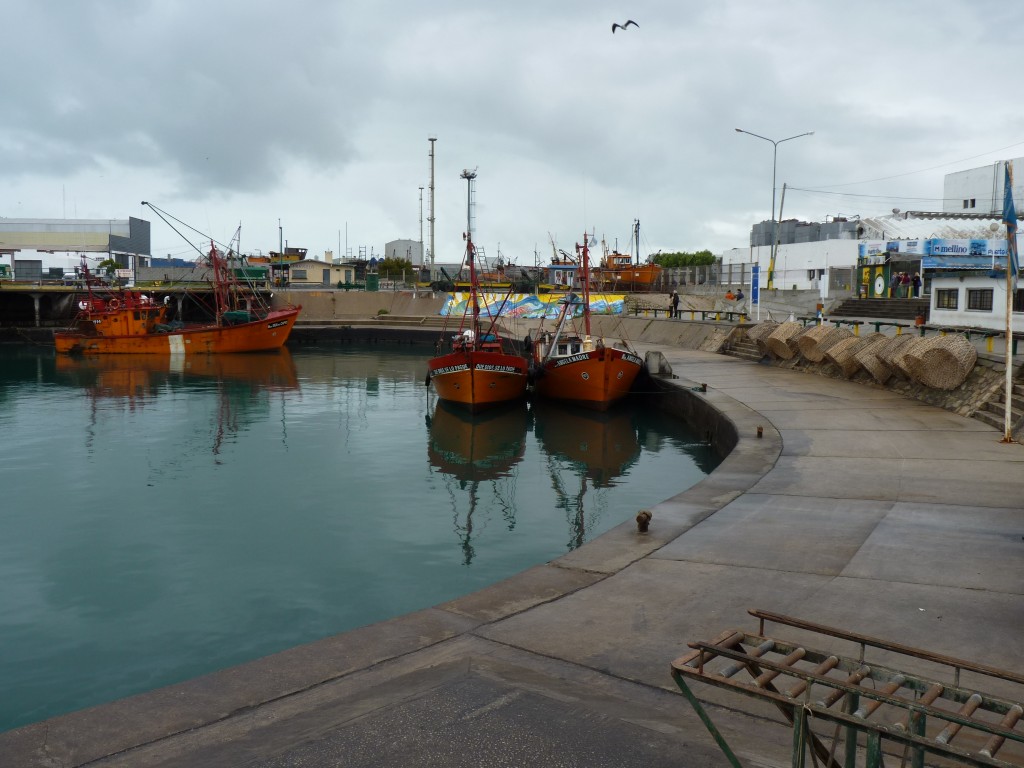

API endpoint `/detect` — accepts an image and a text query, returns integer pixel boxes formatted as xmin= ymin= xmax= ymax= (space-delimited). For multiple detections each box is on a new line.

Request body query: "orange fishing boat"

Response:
xmin=54 ymin=217 xmax=301 ymax=355
xmin=529 ymin=233 xmax=644 ymax=410
xmin=593 ymin=219 xmax=662 ymax=291
xmin=427 ymin=170 xmax=528 ymax=410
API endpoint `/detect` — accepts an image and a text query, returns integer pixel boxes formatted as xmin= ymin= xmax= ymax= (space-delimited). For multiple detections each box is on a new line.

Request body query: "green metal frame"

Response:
xmin=671 ymin=609 xmax=1024 ymax=768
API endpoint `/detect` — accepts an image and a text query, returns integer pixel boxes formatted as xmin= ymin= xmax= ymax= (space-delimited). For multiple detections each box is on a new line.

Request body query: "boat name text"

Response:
xmin=432 ymin=364 xmax=470 ymax=375
xmin=475 ymin=364 xmax=521 ymax=373
xmin=554 ymin=353 xmax=591 ymax=368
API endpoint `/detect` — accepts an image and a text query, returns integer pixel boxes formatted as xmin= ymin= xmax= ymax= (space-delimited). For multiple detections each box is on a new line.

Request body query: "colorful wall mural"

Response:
xmin=440 ymin=292 xmax=627 ymax=320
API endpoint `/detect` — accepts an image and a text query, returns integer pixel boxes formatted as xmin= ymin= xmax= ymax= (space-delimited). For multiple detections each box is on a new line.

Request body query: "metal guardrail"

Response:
xmin=671 ymin=609 xmax=1024 ymax=767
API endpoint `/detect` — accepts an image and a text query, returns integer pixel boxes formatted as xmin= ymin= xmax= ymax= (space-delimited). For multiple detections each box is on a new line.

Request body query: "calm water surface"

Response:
xmin=0 ymin=344 xmax=717 ymax=732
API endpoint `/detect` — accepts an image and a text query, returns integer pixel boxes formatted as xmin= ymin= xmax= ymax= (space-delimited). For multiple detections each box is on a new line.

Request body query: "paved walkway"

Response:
xmin=5 ymin=349 xmax=1023 ymax=767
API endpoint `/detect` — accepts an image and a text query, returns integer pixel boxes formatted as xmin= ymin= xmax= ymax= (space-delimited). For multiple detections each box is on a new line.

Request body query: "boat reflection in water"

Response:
xmin=55 ymin=349 xmax=299 ymax=458
xmin=532 ymin=400 xmax=642 ymax=551
xmin=427 ymin=399 xmax=530 ymax=564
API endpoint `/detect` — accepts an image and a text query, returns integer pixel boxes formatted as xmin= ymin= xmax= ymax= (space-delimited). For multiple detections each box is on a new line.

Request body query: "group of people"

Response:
xmin=668 ymin=288 xmax=743 ymax=319
xmin=890 ymin=271 xmax=922 ymax=298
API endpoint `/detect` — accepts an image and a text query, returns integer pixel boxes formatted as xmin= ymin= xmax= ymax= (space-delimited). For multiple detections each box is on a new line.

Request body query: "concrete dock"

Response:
xmin=3 ymin=345 xmax=1023 ymax=767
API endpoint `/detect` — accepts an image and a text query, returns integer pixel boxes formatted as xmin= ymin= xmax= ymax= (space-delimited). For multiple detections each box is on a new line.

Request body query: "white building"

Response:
xmin=943 ymin=157 xmax=1024 ymax=215
xmin=720 ymin=240 xmax=860 ymax=294
xmin=287 ymin=259 xmax=357 ymax=287
xmin=384 ymin=239 xmax=424 ymax=266
xmin=929 ymin=271 xmax=1022 ymax=331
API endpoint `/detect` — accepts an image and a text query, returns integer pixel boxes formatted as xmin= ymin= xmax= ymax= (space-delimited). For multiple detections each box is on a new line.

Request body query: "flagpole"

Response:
xmin=1005 ymin=252 xmax=1014 ymax=442
xmin=1002 ymin=160 xmax=1018 ymax=443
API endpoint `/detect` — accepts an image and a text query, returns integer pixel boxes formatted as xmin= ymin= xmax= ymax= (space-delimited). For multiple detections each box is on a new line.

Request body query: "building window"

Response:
xmin=935 ymin=289 xmax=958 ymax=310
xmin=292 ymin=269 xmax=307 ymax=280
xmin=970 ymin=198 xmax=976 ymax=208
xmin=967 ymin=288 xmax=993 ymax=311
xmin=1014 ymin=288 xmax=1024 ymax=313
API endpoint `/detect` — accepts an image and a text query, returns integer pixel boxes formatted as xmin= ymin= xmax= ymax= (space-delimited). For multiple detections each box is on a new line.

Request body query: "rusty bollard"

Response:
xmin=636 ymin=510 xmax=652 ymax=533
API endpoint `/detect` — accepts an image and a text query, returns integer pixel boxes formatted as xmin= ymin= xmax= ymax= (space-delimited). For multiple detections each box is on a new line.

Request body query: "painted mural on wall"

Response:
xmin=440 ymin=292 xmax=627 ymax=320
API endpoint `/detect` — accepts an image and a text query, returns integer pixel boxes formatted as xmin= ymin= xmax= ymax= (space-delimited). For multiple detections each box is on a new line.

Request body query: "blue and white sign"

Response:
xmin=751 ymin=265 xmax=760 ymax=305
xmin=926 ymin=238 xmax=1007 ymax=257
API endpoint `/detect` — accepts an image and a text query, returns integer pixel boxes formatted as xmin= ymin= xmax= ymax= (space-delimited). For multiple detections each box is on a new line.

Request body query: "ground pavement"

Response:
xmin=4 ymin=348 xmax=1023 ymax=767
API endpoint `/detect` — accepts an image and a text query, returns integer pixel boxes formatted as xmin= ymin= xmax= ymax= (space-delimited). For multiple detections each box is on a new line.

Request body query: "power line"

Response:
xmin=803 ymin=138 xmax=1024 ymax=189
xmin=787 ymin=187 xmax=945 ymax=203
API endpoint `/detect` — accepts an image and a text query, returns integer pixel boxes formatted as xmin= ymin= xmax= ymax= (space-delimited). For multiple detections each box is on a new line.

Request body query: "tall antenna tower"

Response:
xmin=428 ymin=136 xmax=437 ymax=280
xmin=460 ymin=168 xmax=477 ymax=239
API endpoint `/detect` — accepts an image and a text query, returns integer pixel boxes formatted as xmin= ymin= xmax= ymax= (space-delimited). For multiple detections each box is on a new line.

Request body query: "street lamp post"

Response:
xmin=735 ymin=128 xmax=813 ymax=290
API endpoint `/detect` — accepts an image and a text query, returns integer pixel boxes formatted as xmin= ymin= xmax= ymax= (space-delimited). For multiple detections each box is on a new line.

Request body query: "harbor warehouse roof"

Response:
xmin=857 ymin=212 xmax=1002 ymax=241
xmin=0 ymin=217 xmax=150 ymax=255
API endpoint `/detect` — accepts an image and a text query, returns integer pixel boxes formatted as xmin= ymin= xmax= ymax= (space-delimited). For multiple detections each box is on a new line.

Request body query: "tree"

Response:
xmin=652 ymin=250 xmax=716 ymax=268
xmin=97 ymin=258 xmax=120 ymax=276
xmin=376 ymin=257 xmax=413 ymax=277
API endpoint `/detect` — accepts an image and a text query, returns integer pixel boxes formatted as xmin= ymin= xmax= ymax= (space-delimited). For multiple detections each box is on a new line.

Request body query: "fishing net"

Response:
xmin=905 ymin=334 xmax=978 ymax=390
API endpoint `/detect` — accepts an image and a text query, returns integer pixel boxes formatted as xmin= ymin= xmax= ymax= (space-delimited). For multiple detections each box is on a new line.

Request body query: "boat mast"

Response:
xmin=580 ymin=232 xmax=592 ymax=337
xmin=634 ymin=219 xmax=640 ymax=266
xmin=461 ymin=168 xmax=479 ymax=339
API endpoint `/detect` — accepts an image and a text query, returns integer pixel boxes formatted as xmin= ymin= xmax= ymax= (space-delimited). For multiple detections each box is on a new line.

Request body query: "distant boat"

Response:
xmin=593 ymin=220 xmax=662 ymax=291
xmin=528 ymin=233 xmax=644 ymax=410
xmin=427 ymin=170 xmax=529 ymax=410
xmin=54 ymin=242 xmax=301 ymax=355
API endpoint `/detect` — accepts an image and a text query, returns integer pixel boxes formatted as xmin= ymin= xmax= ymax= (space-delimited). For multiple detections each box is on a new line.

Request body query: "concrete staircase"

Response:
xmin=723 ymin=332 xmax=766 ymax=363
xmin=829 ymin=297 xmax=930 ymax=321
xmin=972 ymin=379 xmax=1024 ymax=435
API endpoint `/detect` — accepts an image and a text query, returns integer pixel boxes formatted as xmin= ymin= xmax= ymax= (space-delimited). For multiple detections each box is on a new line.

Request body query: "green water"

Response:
xmin=0 ymin=344 xmax=717 ymax=732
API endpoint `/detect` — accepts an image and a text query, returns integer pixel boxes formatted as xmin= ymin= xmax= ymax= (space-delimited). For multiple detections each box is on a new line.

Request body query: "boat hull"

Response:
xmin=597 ymin=263 xmax=662 ymax=290
xmin=429 ymin=349 xmax=529 ymax=411
xmin=532 ymin=346 xmax=643 ymax=410
xmin=54 ymin=308 xmax=301 ymax=355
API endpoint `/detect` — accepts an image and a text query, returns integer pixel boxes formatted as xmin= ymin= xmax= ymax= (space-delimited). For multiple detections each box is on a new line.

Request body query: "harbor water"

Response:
xmin=0 ymin=343 xmax=718 ymax=733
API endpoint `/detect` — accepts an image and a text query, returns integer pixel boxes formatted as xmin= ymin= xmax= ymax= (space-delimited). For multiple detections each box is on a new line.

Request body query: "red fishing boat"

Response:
xmin=55 ymin=229 xmax=301 ymax=355
xmin=529 ymin=233 xmax=644 ymax=410
xmin=427 ymin=170 xmax=528 ymax=410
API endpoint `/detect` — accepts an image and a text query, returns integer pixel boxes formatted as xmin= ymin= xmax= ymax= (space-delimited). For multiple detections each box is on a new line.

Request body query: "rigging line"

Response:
xmin=141 ymin=201 xmax=231 ymax=255
xmin=787 ymin=187 xmax=946 ymax=202
xmin=802 ymin=138 xmax=1024 ymax=189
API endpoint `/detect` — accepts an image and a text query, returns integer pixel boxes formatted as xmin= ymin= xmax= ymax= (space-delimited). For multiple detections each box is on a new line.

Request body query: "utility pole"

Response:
xmin=428 ymin=136 xmax=437 ymax=281
xmin=417 ymin=186 xmax=424 ymax=296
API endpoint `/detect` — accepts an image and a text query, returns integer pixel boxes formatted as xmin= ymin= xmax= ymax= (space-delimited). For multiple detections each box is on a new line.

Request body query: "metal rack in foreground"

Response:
xmin=671 ymin=609 xmax=1024 ymax=767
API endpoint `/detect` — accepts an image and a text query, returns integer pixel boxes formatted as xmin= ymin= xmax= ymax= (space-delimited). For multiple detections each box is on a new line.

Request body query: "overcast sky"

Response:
xmin=3 ymin=0 xmax=1022 ymax=268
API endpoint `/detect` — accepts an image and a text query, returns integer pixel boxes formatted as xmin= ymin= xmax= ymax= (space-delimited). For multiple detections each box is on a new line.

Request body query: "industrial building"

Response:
xmin=0 ymin=217 xmax=151 ymax=281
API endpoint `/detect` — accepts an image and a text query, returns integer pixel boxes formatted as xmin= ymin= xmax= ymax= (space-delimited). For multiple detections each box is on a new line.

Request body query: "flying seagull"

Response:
xmin=611 ymin=20 xmax=638 ymax=33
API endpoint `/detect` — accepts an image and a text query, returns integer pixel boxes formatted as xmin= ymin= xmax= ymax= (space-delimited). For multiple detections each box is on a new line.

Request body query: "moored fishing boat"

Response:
xmin=54 ymin=207 xmax=301 ymax=355
xmin=529 ymin=233 xmax=644 ymax=410
xmin=54 ymin=253 xmax=300 ymax=355
xmin=593 ymin=219 xmax=662 ymax=291
xmin=427 ymin=170 xmax=528 ymax=410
